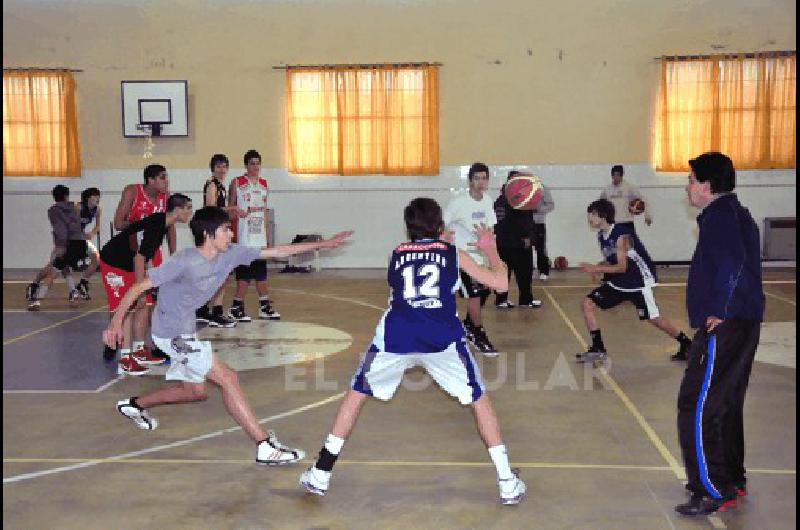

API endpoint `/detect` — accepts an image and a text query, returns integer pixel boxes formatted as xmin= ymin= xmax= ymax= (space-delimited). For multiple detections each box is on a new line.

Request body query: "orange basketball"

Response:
xmin=629 ymin=199 xmax=645 ymax=215
xmin=553 ymin=256 xmax=569 ymax=270
xmin=505 ymin=174 xmax=544 ymax=210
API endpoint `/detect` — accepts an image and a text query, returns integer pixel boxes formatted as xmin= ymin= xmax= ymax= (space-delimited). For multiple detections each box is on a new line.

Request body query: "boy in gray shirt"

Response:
xmin=103 ymin=206 xmax=352 ymax=465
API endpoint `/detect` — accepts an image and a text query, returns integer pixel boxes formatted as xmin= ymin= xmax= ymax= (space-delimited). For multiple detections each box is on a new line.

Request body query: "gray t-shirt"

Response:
xmin=148 ymin=244 xmax=262 ymax=338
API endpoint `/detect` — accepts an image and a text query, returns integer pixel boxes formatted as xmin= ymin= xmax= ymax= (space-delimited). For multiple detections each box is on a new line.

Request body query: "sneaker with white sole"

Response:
xmin=77 ymin=279 xmax=91 ymax=300
xmin=68 ymin=289 xmax=81 ymax=305
xmin=258 ymin=301 xmax=281 ymax=320
xmin=522 ymin=299 xmax=543 ymax=308
xmin=26 ymin=282 xmax=39 ymax=302
xmin=118 ymin=354 xmax=150 ymax=376
xmin=228 ymin=304 xmax=252 ymax=322
xmin=495 ymin=300 xmax=516 ymax=309
xmin=116 ymin=398 xmax=158 ymax=430
xmin=300 ymin=466 xmax=331 ymax=496
xmin=256 ymin=430 xmax=305 ymax=465
xmin=539 ymin=274 xmax=548 ymax=281
xmin=27 ymin=300 xmax=41 ymax=311
xmin=576 ymin=348 xmax=608 ymax=363
xmin=131 ymin=345 xmax=167 ymax=366
xmin=499 ymin=469 xmax=527 ymax=505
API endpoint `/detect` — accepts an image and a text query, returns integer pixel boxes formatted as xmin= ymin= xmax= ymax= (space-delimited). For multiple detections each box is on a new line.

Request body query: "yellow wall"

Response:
xmin=3 ymin=0 xmax=796 ymax=170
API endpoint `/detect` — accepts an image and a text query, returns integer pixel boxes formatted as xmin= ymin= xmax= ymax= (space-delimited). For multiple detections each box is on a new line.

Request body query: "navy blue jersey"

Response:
xmin=374 ymin=239 xmax=463 ymax=353
xmin=80 ymin=205 xmax=98 ymax=232
xmin=599 ymin=224 xmax=657 ymax=290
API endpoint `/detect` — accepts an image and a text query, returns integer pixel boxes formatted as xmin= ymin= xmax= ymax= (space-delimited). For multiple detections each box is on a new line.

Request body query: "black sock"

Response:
xmin=212 ymin=305 xmax=224 ymax=316
xmin=131 ymin=396 xmax=142 ymax=410
xmin=590 ymin=329 xmax=605 ymax=351
xmin=315 ymin=447 xmax=339 ymax=472
xmin=232 ymin=299 xmax=244 ymax=307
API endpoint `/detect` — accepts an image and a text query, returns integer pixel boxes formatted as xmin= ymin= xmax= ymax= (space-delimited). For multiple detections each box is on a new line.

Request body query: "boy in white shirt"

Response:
xmin=444 ymin=162 xmax=499 ymax=356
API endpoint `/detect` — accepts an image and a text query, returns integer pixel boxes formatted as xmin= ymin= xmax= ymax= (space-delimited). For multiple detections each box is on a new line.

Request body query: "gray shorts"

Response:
xmin=152 ymin=335 xmax=213 ymax=383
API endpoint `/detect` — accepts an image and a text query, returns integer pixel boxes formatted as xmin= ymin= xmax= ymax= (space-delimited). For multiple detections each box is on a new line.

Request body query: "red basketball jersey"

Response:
xmin=128 ymin=184 xmax=167 ymax=222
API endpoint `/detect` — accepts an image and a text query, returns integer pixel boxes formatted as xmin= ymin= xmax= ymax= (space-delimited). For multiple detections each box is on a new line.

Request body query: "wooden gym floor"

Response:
xmin=2 ymin=268 xmax=796 ymax=530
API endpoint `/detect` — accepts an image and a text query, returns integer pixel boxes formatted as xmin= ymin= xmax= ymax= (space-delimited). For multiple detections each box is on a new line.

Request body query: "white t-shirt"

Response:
xmin=600 ymin=181 xmax=649 ymax=223
xmin=232 ymin=175 xmax=269 ymax=247
xmin=444 ymin=191 xmax=497 ymax=266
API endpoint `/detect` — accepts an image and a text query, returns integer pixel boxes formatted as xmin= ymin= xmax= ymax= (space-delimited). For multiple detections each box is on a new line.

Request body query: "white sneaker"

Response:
xmin=27 ymin=300 xmax=41 ymax=311
xmin=539 ymin=274 xmax=548 ymax=281
xmin=524 ymin=299 xmax=543 ymax=308
xmin=499 ymin=470 xmax=526 ymax=505
xmin=116 ymin=398 xmax=158 ymax=430
xmin=256 ymin=430 xmax=305 ymax=465
xmin=300 ymin=466 xmax=331 ymax=496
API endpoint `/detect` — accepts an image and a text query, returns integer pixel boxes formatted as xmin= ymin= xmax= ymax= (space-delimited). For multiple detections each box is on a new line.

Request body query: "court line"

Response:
xmin=2 ymin=305 xmax=108 ymax=347
xmin=4 ymin=457 xmax=794 ymax=475
xmin=542 ymin=287 xmax=686 ymax=480
xmin=764 ymin=290 xmax=797 ymax=307
xmin=3 ymin=310 xmax=92 ymax=313
xmin=271 ymin=287 xmax=386 ymax=311
xmin=2 ymin=392 xmax=345 ymax=484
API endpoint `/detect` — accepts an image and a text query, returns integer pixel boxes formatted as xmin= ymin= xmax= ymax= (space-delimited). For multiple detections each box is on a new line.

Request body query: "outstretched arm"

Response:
xmin=259 ymin=231 xmax=353 ymax=259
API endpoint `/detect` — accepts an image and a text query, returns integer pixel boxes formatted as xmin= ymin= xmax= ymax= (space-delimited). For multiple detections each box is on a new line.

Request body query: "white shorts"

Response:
xmin=152 ymin=335 xmax=213 ymax=384
xmin=351 ymin=341 xmax=485 ymax=405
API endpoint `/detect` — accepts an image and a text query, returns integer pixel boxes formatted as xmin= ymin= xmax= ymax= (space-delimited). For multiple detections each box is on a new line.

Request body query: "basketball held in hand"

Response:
xmin=505 ymin=174 xmax=544 ymax=210
xmin=629 ymin=199 xmax=646 ymax=215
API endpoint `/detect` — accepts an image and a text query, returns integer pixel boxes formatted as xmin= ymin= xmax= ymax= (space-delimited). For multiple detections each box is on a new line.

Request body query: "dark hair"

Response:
xmin=468 ymin=162 xmax=489 ymax=181
xmin=52 ymin=185 xmax=70 ymax=202
xmin=507 ymin=170 xmax=520 ymax=180
xmin=190 ymin=206 xmax=230 ymax=246
xmin=143 ymin=164 xmax=167 ymax=184
xmin=587 ymin=199 xmax=615 ymax=224
xmin=166 ymin=193 xmax=192 ymax=212
xmin=209 ymin=154 xmax=229 ymax=172
xmin=80 ymin=187 xmax=100 ymax=206
xmin=611 ymin=165 xmax=624 ymax=176
xmin=688 ymin=152 xmax=736 ymax=193
xmin=404 ymin=198 xmax=444 ymax=241
xmin=243 ymin=150 xmax=261 ymax=166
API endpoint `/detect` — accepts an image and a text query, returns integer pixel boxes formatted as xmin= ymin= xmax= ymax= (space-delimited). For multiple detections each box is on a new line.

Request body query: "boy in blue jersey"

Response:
xmin=577 ymin=199 xmax=692 ymax=362
xmin=300 ymin=198 xmax=527 ymax=505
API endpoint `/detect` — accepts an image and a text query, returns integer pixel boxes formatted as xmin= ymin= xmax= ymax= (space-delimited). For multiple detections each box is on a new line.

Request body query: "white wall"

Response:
xmin=3 ymin=165 xmax=795 ymax=269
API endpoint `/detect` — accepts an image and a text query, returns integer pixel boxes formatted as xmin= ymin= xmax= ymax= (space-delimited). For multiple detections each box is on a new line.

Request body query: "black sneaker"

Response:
xmin=671 ymin=340 xmax=691 ymax=361
xmin=228 ymin=304 xmax=251 ymax=322
xmin=576 ymin=347 xmax=608 ymax=363
xmin=474 ymin=327 xmax=498 ymax=357
xmin=208 ymin=311 xmax=237 ymax=328
xmin=495 ymin=300 xmax=516 ymax=309
xmin=26 ymin=282 xmax=39 ymax=302
xmin=68 ymin=289 xmax=81 ymax=305
xmin=259 ymin=301 xmax=281 ymax=320
xmin=77 ymin=279 xmax=91 ymax=300
xmin=675 ymin=493 xmax=737 ymax=516
xmin=196 ymin=305 xmax=211 ymax=324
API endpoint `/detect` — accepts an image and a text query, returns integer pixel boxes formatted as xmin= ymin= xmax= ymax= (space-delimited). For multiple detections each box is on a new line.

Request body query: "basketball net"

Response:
xmin=140 ymin=124 xmax=155 ymax=159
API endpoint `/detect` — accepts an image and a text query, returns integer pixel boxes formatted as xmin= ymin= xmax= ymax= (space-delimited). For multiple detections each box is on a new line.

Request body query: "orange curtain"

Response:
xmin=286 ymin=65 xmax=439 ymax=175
xmin=3 ymin=70 xmax=82 ymax=177
xmin=654 ymin=53 xmax=795 ymax=171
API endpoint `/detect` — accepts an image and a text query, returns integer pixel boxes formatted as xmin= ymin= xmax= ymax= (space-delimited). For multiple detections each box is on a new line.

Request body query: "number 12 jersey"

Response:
xmin=373 ymin=239 xmax=464 ymax=354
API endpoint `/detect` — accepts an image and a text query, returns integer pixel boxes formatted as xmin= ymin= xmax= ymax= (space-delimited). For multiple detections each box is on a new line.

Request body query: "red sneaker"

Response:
xmin=119 ymin=355 xmax=150 ymax=376
xmin=131 ymin=346 xmax=167 ymax=366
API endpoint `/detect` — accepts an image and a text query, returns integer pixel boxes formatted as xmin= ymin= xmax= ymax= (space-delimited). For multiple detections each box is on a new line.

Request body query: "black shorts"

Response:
xmin=235 ymin=259 xmax=268 ymax=282
xmin=459 ymin=270 xmax=490 ymax=299
xmin=587 ymin=283 xmax=660 ymax=321
xmin=52 ymin=240 xmax=90 ymax=271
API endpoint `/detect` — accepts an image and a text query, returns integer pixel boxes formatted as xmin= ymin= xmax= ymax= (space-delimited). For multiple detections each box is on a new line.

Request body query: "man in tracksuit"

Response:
xmin=676 ymin=152 xmax=765 ymax=516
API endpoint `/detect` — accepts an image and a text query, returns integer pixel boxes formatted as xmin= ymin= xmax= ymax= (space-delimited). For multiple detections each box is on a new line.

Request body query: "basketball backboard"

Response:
xmin=121 ymin=80 xmax=188 ymax=137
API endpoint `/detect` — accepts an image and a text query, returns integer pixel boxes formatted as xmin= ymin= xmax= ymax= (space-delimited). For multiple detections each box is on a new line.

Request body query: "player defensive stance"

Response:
xmin=103 ymin=206 xmax=352 ymax=465
xmin=300 ymin=198 xmax=527 ymax=505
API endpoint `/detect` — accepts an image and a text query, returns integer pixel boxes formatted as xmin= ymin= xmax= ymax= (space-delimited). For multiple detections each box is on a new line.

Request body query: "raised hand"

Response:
xmin=320 ymin=231 xmax=354 ymax=249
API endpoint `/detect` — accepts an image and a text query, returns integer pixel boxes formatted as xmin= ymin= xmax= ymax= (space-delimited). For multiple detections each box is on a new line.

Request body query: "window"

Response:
xmin=654 ymin=52 xmax=795 ymax=171
xmin=3 ymin=70 xmax=82 ymax=177
xmin=286 ymin=64 xmax=439 ymax=175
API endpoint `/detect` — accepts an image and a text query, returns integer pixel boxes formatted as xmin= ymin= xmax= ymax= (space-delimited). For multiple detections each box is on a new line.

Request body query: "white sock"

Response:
xmin=324 ymin=433 xmax=345 ymax=455
xmin=488 ymin=444 xmax=513 ymax=480
xmin=65 ymin=275 xmax=76 ymax=292
xmin=132 ymin=341 xmax=144 ymax=351
xmin=119 ymin=348 xmax=131 ymax=357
